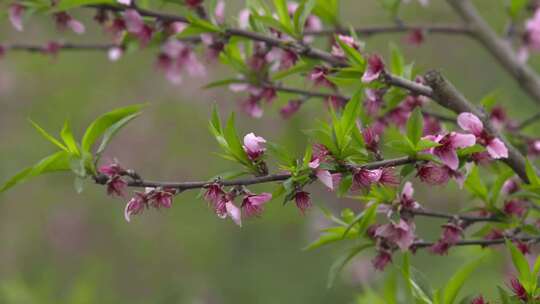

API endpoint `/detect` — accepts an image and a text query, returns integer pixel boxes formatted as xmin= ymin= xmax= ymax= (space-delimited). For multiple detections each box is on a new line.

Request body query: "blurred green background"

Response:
xmin=0 ymin=1 xmax=538 ymax=303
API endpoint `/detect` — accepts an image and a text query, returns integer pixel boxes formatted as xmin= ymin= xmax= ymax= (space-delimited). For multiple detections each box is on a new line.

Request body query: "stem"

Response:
xmin=413 ymin=236 xmax=540 ymax=248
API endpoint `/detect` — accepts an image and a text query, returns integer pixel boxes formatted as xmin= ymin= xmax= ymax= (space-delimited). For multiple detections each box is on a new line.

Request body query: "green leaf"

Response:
xmin=488 ymin=168 xmax=514 ymax=207
xmin=442 ymin=255 xmax=486 ymax=304
xmin=335 ymin=36 xmax=365 ymax=67
xmin=29 ymin=119 xmax=68 ymax=152
xmin=0 ymin=151 xmax=71 ymax=193
xmin=402 ymin=253 xmax=433 ymax=304
xmin=304 ymin=226 xmax=355 ymax=250
xmin=224 ymin=113 xmax=250 ymax=166
xmin=185 ymin=14 xmax=222 ymax=33
xmin=95 ymin=113 xmax=141 ymax=158
xmin=506 ymin=239 xmax=534 ymax=293
xmin=327 ymin=244 xmax=373 ymax=288
xmin=508 ymin=0 xmax=529 ymax=19
xmin=81 ymin=104 xmax=144 ymax=153
xmin=60 ymin=120 xmax=79 ymax=155
xmin=390 ymin=43 xmax=405 ymax=77
xmin=203 ymin=78 xmax=246 ymax=89
xmin=407 ymin=107 xmax=423 ymax=146
xmin=51 ymin=0 xmax=115 ymax=11
xmin=312 ymin=0 xmax=338 ymax=25
xmin=464 ymin=165 xmax=489 ymax=202
xmin=273 ymin=0 xmax=294 ymax=35
xmin=293 ymin=0 xmax=316 ymax=35
xmin=525 ymin=159 xmax=540 ymax=186
xmin=343 ymin=201 xmax=378 ymax=238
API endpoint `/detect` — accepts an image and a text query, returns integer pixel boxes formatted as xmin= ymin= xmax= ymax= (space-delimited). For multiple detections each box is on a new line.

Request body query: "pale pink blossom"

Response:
xmin=362 ymin=55 xmax=385 ymax=83
xmin=9 ymin=3 xmax=24 ymax=32
xmin=375 ymin=219 xmax=416 ymax=251
xmin=243 ymin=133 xmax=266 ymax=160
xmin=108 ymin=47 xmax=123 ymax=61
xmin=242 ymin=193 xmax=272 ymax=217
xmin=429 ymin=132 xmax=476 ymax=170
xmin=457 ymin=112 xmax=508 ymax=159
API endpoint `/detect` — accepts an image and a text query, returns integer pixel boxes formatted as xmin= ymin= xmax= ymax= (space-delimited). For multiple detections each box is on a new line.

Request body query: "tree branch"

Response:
xmin=413 ymin=236 xmax=540 ymax=248
xmin=305 ymin=24 xmax=473 ymax=37
xmin=447 ymin=0 xmax=540 ymax=106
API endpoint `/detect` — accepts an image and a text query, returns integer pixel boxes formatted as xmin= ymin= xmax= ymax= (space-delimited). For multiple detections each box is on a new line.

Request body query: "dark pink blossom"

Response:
xmin=43 ymin=41 xmax=62 ymax=56
xmin=372 ymin=249 xmax=392 ymax=271
xmin=503 ymin=199 xmax=528 ymax=217
xmin=470 ymin=295 xmax=486 ymax=304
xmin=429 ymin=240 xmax=451 ymax=255
xmin=362 ymin=126 xmax=379 ymax=153
xmin=457 ymin=112 xmax=508 ymax=159
xmin=375 ymin=219 xmax=416 ymax=251
xmin=483 ymin=229 xmax=504 ymax=242
xmin=185 ymin=0 xmax=203 ymax=8
xmin=400 ymin=182 xmax=420 ymax=210
xmin=243 ymin=132 xmax=266 ymax=161
xmin=325 ymin=95 xmax=347 ymax=110
xmin=309 ymin=66 xmax=334 ymax=88
xmin=514 ymin=240 xmax=531 ymax=255
xmin=519 ymin=8 xmax=540 ymax=62
xmin=294 ymin=191 xmax=312 ymax=214
xmin=379 ymin=167 xmax=400 ymax=186
xmin=440 ymin=223 xmax=463 ymax=244
xmin=416 ymin=164 xmax=451 ymax=185
xmin=280 ymin=100 xmax=303 ymax=119
xmin=528 ymin=139 xmax=540 ymax=156
xmin=99 ymin=162 xmax=124 ymax=177
xmin=361 ymin=54 xmax=385 ymax=83
xmin=106 ymin=175 xmax=127 ymax=197
xmin=204 ymin=184 xmax=224 ymax=205
xmin=9 ymin=3 xmax=24 ymax=31
xmin=124 ymin=192 xmax=148 ymax=222
xmin=363 ymin=89 xmax=384 ymax=116
xmin=148 ymin=188 xmax=175 ymax=209
xmin=405 ymin=28 xmax=425 ymax=46
xmin=509 ymin=277 xmax=528 ymax=302
xmin=54 ymin=12 xmax=85 ymax=34
xmin=241 ymin=193 xmax=272 ymax=217
xmin=353 ymin=168 xmax=382 ymax=189
xmin=502 ymin=178 xmax=520 ymax=195
xmin=124 ymin=9 xmax=144 ymax=33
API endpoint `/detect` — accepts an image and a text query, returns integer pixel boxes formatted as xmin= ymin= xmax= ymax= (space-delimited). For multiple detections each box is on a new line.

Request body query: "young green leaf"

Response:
xmin=293 ymin=0 xmax=316 ymax=35
xmin=525 ymin=159 xmax=540 ymax=186
xmin=506 ymin=239 xmax=534 ymax=293
xmin=406 ymin=107 xmax=423 ymax=147
xmin=60 ymin=120 xmax=80 ymax=155
xmin=29 ymin=119 xmax=68 ymax=152
xmin=442 ymin=255 xmax=486 ymax=304
xmin=327 ymin=244 xmax=373 ymax=288
xmin=81 ymin=104 xmax=144 ymax=153
xmin=464 ymin=165 xmax=489 ymax=202
xmin=0 ymin=151 xmax=71 ymax=193
xmin=95 ymin=113 xmax=141 ymax=158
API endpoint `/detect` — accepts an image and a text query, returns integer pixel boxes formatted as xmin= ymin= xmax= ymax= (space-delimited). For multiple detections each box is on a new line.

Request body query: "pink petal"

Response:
xmin=108 ymin=47 xmax=123 ymax=61
xmin=68 ymin=20 xmax=85 ymax=34
xmin=451 ymin=133 xmax=476 ymax=149
xmin=9 ymin=4 xmax=24 ymax=32
xmin=436 ymin=148 xmax=459 ymax=171
xmin=124 ymin=202 xmax=132 ymax=222
xmin=487 ymin=138 xmax=508 ymax=159
xmin=401 ymin=181 xmax=414 ymax=200
xmin=316 ymin=169 xmax=333 ymax=190
xmin=249 ymin=193 xmax=272 ymax=206
xmin=225 ymin=202 xmax=242 ymax=227
xmin=457 ymin=112 xmax=483 ymax=136
xmin=243 ymin=133 xmax=266 ymax=152
xmin=214 ymin=0 xmax=225 ymax=24
xmin=124 ymin=9 xmax=144 ymax=33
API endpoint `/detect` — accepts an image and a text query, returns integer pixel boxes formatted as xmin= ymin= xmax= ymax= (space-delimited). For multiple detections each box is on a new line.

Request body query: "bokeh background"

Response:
xmin=0 ymin=1 xmax=538 ymax=303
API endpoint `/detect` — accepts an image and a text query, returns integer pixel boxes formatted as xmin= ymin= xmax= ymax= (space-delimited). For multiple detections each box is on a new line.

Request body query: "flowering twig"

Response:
xmin=305 ymin=24 xmax=472 ymax=37
xmin=413 ymin=236 xmax=540 ymax=248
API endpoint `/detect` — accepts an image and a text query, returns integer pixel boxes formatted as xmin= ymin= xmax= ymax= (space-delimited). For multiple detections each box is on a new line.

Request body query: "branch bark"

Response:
xmin=447 ymin=0 xmax=540 ymax=106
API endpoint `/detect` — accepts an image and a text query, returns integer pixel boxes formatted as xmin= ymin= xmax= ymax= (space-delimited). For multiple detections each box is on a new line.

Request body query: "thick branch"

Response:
xmin=447 ymin=0 xmax=540 ymax=106
xmin=424 ymin=70 xmax=533 ymax=182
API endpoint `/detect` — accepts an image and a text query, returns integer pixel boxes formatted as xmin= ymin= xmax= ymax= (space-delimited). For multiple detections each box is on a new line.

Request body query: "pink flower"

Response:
xmin=294 ymin=191 xmax=311 ymax=214
xmin=503 ymin=199 xmax=528 ymax=217
xmin=353 ymin=168 xmax=382 ymax=188
xmin=9 ymin=3 xmax=24 ymax=31
xmin=54 ymin=12 xmax=86 ymax=34
xmin=528 ymin=139 xmax=540 ymax=156
xmin=241 ymin=193 xmax=272 ymax=217
xmin=509 ymin=277 xmax=528 ymax=302
xmin=316 ymin=169 xmax=334 ymax=190
xmin=204 ymin=183 xmax=224 ymax=205
xmin=308 ymin=66 xmax=334 ymax=88
xmin=214 ymin=196 xmax=242 ymax=226
xmin=362 ymin=55 xmax=385 ymax=83
xmin=214 ymin=0 xmax=225 ymax=24
xmin=400 ymin=182 xmax=420 ymax=210
xmin=404 ymin=29 xmax=424 ymax=46
xmin=331 ymin=35 xmax=362 ymax=59
xmin=430 ymin=132 xmax=476 ymax=170
xmin=520 ymin=8 xmax=540 ymax=62
xmin=372 ymin=249 xmax=392 ymax=271
xmin=280 ymin=99 xmax=302 ymax=119
xmin=124 ymin=9 xmax=144 ymax=33
xmin=429 ymin=241 xmax=451 ymax=255
xmin=362 ymin=126 xmax=379 ymax=153
xmin=457 ymin=112 xmax=508 ymax=159
xmin=441 ymin=223 xmax=463 ymax=244
xmin=148 ymin=188 xmax=175 ymax=209
xmin=108 ymin=47 xmax=123 ymax=62
xmin=106 ymin=175 xmax=127 ymax=197
xmin=375 ymin=219 xmax=416 ymax=251
xmin=43 ymin=41 xmax=62 ymax=56
xmin=379 ymin=167 xmax=400 ymax=186
xmin=241 ymin=95 xmax=263 ymax=118
xmin=502 ymin=178 xmax=520 ymax=195
xmin=514 ymin=240 xmax=531 ymax=255
xmin=471 ymin=295 xmax=486 ymax=304
xmin=364 ymin=89 xmax=384 ymax=116
xmin=243 ymin=133 xmax=266 ymax=161
xmin=124 ymin=192 xmax=148 ymax=222
xmin=416 ymin=164 xmax=451 ymax=185
xmin=99 ymin=162 xmax=124 ymax=177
